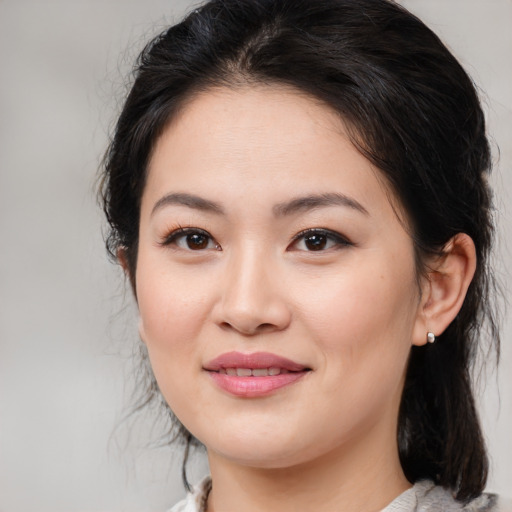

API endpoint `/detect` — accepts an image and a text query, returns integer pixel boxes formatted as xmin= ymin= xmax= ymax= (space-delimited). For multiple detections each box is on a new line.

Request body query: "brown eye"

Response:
xmin=290 ymin=228 xmax=352 ymax=252
xmin=162 ymin=228 xmax=220 ymax=251
xmin=304 ymin=233 xmax=327 ymax=251
xmin=186 ymin=233 xmax=209 ymax=250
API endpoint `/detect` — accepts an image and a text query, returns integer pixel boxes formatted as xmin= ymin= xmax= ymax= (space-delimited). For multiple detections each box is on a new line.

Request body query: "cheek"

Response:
xmin=298 ymin=269 xmax=417 ymax=345
xmin=136 ymin=250 xmax=206 ymax=334
xmin=135 ymin=263 xmax=209 ymax=424
xmin=134 ymin=257 xmax=214 ymax=388
xmin=293 ymin=257 xmax=419 ymax=396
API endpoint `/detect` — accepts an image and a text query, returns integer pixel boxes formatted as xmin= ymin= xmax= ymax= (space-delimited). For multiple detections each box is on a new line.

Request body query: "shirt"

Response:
xmin=168 ymin=477 xmax=503 ymax=512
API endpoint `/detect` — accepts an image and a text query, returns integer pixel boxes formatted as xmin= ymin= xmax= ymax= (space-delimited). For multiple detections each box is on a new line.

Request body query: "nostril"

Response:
xmin=256 ymin=323 xmax=279 ymax=333
xmin=213 ymin=292 xmax=292 ymax=335
xmin=219 ymin=321 xmax=233 ymax=331
xmin=218 ymin=321 xmax=281 ymax=335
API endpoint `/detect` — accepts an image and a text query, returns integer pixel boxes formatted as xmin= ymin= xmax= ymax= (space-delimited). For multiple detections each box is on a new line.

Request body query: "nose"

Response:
xmin=213 ymin=247 xmax=292 ymax=336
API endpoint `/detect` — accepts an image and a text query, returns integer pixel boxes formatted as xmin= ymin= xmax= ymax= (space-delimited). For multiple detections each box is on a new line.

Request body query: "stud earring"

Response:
xmin=427 ymin=332 xmax=436 ymax=344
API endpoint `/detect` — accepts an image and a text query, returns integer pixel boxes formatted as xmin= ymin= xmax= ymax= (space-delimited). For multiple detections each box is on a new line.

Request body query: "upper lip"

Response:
xmin=203 ymin=351 xmax=309 ymax=372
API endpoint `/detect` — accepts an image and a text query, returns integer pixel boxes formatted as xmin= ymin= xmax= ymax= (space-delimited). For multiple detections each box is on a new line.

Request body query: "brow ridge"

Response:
xmin=272 ymin=193 xmax=369 ymax=217
xmin=151 ymin=191 xmax=368 ymax=218
xmin=151 ymin=192 xmax=224 ymax=216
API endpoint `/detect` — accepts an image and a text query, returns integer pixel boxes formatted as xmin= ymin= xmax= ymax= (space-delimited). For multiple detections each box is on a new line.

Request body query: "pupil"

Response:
xmin=305 ymin=234 xmax=327 ymax=250
xmin=187 ymin=233 xmax=208 ymax=249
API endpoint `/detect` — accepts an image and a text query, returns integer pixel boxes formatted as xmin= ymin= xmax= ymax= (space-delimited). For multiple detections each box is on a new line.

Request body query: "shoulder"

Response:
xmin=167 ymin=477 xmax=212 ymax=512
xmin=411 ymin=480 xmax=503 ymax=512
xmin=168 ymin=477 xmax=510 ymax=512
xmin=496 ymin=496 xmax=512 ymax=512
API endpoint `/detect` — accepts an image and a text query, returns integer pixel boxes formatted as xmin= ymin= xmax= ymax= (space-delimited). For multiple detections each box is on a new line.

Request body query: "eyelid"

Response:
xmin=158 ymin=226 xmax=351 ymax=251
xmin=159 ymin=226 xmax=221 ymax=250
xmin=289 ymin=228 xmax=353 ymax=251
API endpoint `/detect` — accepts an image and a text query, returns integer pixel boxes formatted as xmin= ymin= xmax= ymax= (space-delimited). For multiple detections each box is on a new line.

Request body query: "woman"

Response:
xmin=100 ymin=0 xmax=504 ymax=510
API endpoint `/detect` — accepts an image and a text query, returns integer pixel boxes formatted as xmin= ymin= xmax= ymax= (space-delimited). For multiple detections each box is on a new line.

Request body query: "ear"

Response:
xmin=412 ymin=233 xmax=477 ymax=346
xmin=117 ymin=247 xmax=137 ymax=295
xmin=138 ymin=316 xmax=147 ymax=345
xmin=118 ymin=248 xmax=144 ymax=343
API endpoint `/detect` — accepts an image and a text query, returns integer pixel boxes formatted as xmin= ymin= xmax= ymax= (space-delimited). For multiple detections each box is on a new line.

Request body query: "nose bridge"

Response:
xmin=228 ymin=242 xmax=270 ymax=303
xmin=218 ymin=241 xmax=290 ymax=334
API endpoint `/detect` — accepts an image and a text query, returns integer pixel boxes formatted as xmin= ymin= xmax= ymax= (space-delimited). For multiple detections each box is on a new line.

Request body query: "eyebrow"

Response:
xmin=273 ymin=193 xmax=369 ymax=217
xmin=151 ymin=191 xmax=368 ymax=218
xmin=151 ymin=192 xmax=225 ymax=217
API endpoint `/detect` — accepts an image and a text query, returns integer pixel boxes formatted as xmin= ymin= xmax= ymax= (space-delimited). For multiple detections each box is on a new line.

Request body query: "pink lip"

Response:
xmin=203 ymin=351 xmax=310 ymax=398
xmin=204 ymin=351 xmax=307 ymax=372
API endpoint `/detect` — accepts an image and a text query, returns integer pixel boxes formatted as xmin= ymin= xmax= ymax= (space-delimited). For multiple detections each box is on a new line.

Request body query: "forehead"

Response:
xmin=143 ymin=85 xmax=399 ymax=221
xmin=151 ymin=84 xmax=346 ymax=168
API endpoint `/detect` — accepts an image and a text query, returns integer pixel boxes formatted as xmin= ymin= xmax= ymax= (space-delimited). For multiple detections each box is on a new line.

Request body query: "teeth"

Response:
xmin=220 ymin=367 xmax=289 ymax=377
xmin=252 ymin=368 xmax=269 ymax=377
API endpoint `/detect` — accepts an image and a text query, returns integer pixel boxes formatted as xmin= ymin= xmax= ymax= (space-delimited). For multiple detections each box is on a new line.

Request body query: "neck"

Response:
xmin=206 ymin=425 xmax=410 ymax=512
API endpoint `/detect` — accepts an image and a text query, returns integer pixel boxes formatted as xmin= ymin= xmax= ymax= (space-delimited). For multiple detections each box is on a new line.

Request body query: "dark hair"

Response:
xmin=100 ymin=0 xmax=500 ymax=501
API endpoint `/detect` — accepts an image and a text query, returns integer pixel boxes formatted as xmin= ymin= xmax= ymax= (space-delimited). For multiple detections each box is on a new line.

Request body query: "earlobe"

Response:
xmin=117 ymin=247 xmax=137 ymax=295
xmin=117 ymin=247 xmax=130 ymax=275
xmin=138 ymin=317 xmax=147 ymax=345
xmin=412 ymin=233 xmax=477 ymax=346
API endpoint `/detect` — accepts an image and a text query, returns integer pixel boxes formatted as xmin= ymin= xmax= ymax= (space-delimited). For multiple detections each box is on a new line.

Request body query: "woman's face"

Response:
xmin=135 ymin=86 xmax=426 ymax=469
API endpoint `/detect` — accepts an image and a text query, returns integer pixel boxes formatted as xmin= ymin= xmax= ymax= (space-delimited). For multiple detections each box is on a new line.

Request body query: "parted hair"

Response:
xmin=100 ymin=0 xmax=500 ymax=501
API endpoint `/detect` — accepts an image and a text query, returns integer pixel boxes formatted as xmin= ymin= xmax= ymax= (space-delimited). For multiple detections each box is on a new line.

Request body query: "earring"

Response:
xmin=427 ymin=332 xmax=436 ymax=344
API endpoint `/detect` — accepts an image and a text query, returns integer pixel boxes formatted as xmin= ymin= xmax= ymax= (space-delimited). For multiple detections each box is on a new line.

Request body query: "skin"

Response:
xmin=132 ymin=85 xmax=476 ymax=512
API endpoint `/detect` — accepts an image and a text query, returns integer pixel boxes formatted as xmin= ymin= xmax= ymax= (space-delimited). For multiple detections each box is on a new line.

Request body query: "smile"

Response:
xmin=218 ymin=367 xmax=290 ymax=376
xmin=203 ymin=351 xmax=311 ymax=397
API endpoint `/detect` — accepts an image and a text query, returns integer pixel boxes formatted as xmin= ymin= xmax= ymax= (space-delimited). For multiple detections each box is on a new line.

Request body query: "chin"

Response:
xmin=203 ymin=428 xmax=321 ymax=469
xmin=217 ymin=449 xmax=308 ymax=469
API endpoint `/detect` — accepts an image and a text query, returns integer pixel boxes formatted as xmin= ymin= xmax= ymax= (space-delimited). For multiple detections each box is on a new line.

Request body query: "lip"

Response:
xmin=204 ymin=351 xmax=308 ymax=372
xmin=203 ymin=351 xmax=311 ymax=398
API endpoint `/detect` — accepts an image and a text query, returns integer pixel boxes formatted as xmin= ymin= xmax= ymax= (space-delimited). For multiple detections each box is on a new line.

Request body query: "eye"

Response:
xmin=161 ymin=228 xmax=220 ymax=251
xmin=290 ymin=229 xmax=352 ymax=252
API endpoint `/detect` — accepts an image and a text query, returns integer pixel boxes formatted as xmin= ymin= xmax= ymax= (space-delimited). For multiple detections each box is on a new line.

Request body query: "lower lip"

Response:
xmin=207 ymin=371 xmax=308 ymax=397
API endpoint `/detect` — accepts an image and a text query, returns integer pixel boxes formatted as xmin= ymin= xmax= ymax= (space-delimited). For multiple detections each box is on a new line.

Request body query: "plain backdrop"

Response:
xmin=0 ymin=1 xmax=510 ymax=510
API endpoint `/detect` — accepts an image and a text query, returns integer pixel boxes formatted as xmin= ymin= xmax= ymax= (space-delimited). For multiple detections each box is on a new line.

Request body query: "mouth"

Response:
xmin=217 ymin=367 xmax=295 ymax=376
xmin=203 ymin=351 xmax=311 ymax=397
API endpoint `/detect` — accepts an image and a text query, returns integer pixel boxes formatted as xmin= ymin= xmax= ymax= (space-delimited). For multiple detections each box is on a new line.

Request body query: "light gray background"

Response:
xmin=0 ymin=1 xmax=510 ymax=510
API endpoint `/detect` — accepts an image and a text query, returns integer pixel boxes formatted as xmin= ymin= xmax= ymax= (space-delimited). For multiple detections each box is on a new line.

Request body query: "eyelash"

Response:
xmin=290 ymin=228 xmax=353 ymax=252
xmin=159 ymin=227 xmax=352 ymax=252
xmin=160 ymin=227 xmax=221 ymax=251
